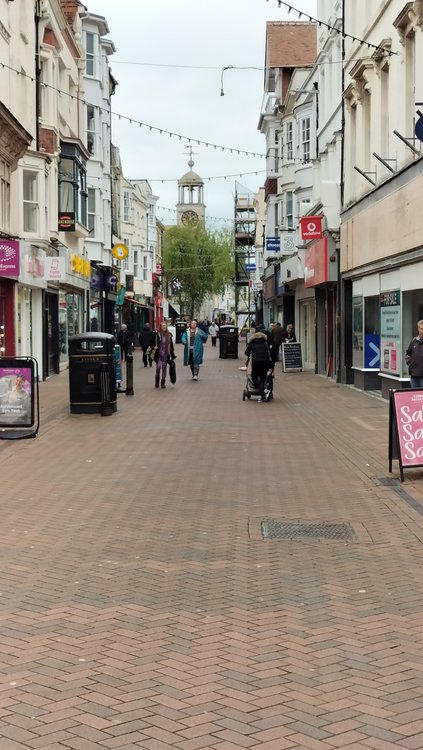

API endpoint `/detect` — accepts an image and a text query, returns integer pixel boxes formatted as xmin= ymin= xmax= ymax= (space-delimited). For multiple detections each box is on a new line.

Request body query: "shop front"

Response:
xmin=341 ymin=158 xmax=423 ymax=396
xmin=262 ymin=265 xmax=276 ymax=328
xmin=304 ymin=236 xmax=338 ymax=376
xmin=0 ymin=240 xmax=20 ymax=356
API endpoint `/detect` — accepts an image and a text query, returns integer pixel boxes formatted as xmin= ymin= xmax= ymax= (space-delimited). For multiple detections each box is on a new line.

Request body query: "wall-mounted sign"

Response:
xmin=112 ymin=243 xmax=128 ymax=260
xmin=45 ymin=256 xmax=66 ymax=281
xmin=300 ymin=216 xmax=323 ymax=240
xmin=155 ymin=263 xmax=163 ymax=275
xmin=71 ymin=255 xmax=91 ymax=278
xmin=266 ymin=237 xmax=280 ymax=253
xmin=304 ymin=238 xmax=328 ymax=288
xmin=58 ymin=212 xmax=75 ymax=232
xmin=0 ymin=240 xmax=19 ymax=277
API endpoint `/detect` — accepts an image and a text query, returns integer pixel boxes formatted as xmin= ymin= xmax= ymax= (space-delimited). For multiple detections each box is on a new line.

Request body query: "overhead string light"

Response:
xmin=111 ymin=110 xmax=265 ymax=157
xmin=0 ymin=59 xmax=265 ymax=159
xmin=266 ymin=0 xmax=398 ymax=57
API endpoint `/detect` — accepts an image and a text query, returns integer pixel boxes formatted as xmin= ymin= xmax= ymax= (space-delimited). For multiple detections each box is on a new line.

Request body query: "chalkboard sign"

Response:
xmin=282 ymin=342 xmax=303 ymax=372
xmin=389 ymin=388 xmax=423 ymax=481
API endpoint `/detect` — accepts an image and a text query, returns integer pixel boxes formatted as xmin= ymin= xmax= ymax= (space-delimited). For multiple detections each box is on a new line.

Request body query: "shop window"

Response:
xmin=23 ymin=170 xmax=38 ymax=233
xmin=58 ymin=142 xmax=88 ymax=228
xmin=402 ymin=290 xmax=423 ymax=376
xmin=352 ymin=296 xmax=364 ymax=368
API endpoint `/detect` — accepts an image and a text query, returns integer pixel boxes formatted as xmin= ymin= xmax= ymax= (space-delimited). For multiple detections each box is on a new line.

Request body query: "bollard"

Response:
xmin=125 ymin=341 xmax=135 ymax=396
xmin=100 ymin=362 xmax=114 ymax=416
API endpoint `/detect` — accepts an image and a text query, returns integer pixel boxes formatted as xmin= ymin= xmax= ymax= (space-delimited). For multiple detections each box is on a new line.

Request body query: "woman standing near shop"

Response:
xmin=154 ymin=321 xmax=175 ymax=389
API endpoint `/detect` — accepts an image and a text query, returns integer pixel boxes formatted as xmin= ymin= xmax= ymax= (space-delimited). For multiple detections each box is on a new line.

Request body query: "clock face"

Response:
xmin=181 ymin=210 xmax=199 ymax=226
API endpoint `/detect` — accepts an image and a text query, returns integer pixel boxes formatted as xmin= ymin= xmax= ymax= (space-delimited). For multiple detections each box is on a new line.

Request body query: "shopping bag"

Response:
xmin=169 ymin=358 xmax=176 ymax=384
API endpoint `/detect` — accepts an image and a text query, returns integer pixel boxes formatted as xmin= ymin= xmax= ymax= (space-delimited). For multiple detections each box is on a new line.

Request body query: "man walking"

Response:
xmin=406 ymin=320 xmax=423 ymax=388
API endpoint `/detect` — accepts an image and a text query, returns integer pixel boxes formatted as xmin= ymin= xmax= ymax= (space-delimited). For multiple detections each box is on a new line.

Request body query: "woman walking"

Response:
xmin=181 ymin=319 xmax=208 ymax=381
xmin=154 ymin=321 xmax=175 ymax=389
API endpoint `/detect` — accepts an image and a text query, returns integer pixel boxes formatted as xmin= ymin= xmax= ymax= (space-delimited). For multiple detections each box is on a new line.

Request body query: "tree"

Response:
xmin=163 ymin=224 xmax=233 ymax=318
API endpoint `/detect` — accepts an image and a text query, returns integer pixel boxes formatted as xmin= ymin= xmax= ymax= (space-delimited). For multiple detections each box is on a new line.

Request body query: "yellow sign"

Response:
xmin=71 ymin=255 xmax=91 ymax=278
xmin=112 ymin=243 xmax=129 ymax=260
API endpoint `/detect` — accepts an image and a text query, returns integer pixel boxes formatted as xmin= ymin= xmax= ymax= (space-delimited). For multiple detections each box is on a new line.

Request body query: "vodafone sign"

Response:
xmin=300 ymin=215 xmax=323 ymax=240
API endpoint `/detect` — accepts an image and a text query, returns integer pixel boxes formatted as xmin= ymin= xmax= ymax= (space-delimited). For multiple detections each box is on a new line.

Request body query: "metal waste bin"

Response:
xmin=219 ymin=325 xmax=238 ymax=359
xmin=175 ymin=321 xmax=188 ymax=343
xmin=68 ymin=332 xmax=117 ymax=415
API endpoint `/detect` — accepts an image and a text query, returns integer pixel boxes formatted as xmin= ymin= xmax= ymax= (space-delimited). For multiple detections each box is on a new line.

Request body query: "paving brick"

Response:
xmin=1 ymin=354 xmax=423 ymax=749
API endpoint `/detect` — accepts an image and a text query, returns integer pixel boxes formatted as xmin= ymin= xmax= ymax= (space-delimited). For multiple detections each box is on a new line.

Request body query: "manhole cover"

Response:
xmin=261 ymin=520 xmax=356 ymax=541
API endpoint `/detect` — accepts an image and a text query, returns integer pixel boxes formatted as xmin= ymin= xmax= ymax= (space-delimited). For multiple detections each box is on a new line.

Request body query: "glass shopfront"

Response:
xmin=59 ymin=290 xmax=83 ymax=363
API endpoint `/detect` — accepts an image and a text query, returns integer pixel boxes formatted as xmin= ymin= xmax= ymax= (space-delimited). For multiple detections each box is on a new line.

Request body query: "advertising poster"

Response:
xmin=380 ymin=290 xmax=401 ymax=376
xmin=0 ymin=364 xmax=33 ymax=427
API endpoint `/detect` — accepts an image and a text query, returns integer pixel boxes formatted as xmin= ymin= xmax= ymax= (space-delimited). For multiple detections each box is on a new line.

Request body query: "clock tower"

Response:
xmin=176 ymin=153 xmax=206 ymax=227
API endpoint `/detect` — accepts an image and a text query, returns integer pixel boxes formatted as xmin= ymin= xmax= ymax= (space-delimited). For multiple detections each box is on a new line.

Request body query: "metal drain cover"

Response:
xmin=261 ymin=520 xmax=356 ymax=541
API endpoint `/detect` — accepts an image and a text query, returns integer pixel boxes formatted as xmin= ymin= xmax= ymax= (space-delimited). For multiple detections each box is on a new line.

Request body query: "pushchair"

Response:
xmin=241 ymin=357 xmax=273 ymax=401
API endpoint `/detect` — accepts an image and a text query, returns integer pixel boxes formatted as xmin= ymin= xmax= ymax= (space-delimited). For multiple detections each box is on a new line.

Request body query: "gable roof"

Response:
xmin=266 ymin=21 xmax=317 ymax=68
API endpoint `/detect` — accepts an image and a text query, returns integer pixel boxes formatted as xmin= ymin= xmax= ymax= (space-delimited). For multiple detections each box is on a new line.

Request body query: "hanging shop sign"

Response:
xmin=58 ymin=212 xmax=75 ymax=232
xmin=300 ymin=216 xmax=323 ymax=241
xmin=112 ymin=243 xmax=128 ymax=260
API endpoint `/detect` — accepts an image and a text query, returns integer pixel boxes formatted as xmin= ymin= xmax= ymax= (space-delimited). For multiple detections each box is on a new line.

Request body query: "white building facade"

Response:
xmin=340 ymin=0 xmax=423 ymax=396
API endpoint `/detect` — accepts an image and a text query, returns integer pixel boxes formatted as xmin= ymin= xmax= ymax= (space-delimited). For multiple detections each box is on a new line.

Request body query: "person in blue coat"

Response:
xmin=182 ymin=319 xmax=208 ymax=381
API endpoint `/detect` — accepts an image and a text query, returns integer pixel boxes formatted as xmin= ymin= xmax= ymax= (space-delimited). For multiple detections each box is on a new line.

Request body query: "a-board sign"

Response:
xmin=0 ymin=356 xmax=39 ymax=439
xmin=389 ymin=388 xmax=423 ymax=481
xmin=282 ymin=342 xmax=303 ymax=372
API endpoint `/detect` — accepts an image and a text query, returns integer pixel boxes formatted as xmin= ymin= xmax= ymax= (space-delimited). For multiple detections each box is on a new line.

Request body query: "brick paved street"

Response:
xmin=2 ymin=343 xmax=423 ymax=749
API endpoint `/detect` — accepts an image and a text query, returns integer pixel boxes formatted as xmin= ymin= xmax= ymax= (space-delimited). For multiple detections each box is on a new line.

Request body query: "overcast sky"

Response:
xmin=85 ymin=0 xmax=317 ymax=229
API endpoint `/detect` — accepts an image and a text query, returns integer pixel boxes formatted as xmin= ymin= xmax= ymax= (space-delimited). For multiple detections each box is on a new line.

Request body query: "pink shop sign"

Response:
xmin=0 ymin=240 xmax=19 ymax=277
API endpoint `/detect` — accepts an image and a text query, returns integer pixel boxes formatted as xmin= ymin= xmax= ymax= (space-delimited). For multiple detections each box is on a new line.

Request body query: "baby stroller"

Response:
xmin=242 ymin=357 xmax=273 ymax=401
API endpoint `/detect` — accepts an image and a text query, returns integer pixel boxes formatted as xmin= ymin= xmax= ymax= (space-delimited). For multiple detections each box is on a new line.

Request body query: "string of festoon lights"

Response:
xmin=85 ymin=175 xmax=242 ymax=223
xmin=0 ymin=59 xmax=265 ymax=159
xmin=266 ymin=0 xmax=398 ymax=57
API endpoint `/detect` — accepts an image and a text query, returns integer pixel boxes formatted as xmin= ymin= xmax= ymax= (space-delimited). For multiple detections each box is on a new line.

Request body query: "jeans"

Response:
xmin=188 ymin=351 xmax=199 ymax=377
xmin=410 ymin=376 xmax=423 ymax=388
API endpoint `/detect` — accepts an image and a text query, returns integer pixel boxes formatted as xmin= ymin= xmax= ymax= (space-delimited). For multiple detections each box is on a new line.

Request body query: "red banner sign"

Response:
xmin=300 ymin=216 xmax=323 ymax=240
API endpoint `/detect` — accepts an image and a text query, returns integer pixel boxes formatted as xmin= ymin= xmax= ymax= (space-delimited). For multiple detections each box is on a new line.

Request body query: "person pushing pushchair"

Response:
xmin=244 ymin=325 xmax=273 ymax=402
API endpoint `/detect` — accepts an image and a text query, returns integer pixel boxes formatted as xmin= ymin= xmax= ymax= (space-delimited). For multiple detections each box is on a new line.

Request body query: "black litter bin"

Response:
xmin=175 ymin=321 xmax=188 ymax=343
xmin=69 ymin=332 xmax=117 ymax=415
xmin=219 ymin=325 xmax=238 ymax=359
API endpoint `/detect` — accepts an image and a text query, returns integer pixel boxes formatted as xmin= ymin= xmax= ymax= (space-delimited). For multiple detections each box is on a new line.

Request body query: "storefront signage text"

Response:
xmin=0 ymin=240 xmax=20 ymax=277
xmin=71 ymin=255 xmax=91 ymax=278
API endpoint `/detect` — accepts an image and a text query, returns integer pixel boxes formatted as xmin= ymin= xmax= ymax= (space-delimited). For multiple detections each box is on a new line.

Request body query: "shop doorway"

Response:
xmin=43 ymin=292 xmax=59 ymax=378
xmin=299 ymin=299 xmax=316 ymax=370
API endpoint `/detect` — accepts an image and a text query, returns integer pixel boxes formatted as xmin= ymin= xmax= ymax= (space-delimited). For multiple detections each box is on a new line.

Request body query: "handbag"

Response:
xmin=169 ymin=358 xmax=176 ymax=384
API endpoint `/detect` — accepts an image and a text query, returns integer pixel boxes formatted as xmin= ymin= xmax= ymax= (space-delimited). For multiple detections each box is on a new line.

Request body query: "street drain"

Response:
xmin=261 ymin=519 xmax=356 ymax=541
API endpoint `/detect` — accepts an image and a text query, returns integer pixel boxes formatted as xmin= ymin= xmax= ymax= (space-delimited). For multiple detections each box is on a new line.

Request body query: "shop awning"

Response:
xmin=169 ymin=302 xmax=180 ymax=318
xmin=124 ymin=296 xmax=148 ymax=308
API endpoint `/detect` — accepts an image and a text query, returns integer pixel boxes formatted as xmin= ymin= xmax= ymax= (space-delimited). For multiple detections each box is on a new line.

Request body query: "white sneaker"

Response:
xmin=193 ymin=375 xmax=198 ymax=381
xmin=257 ymin=396 xmax=262 ymax=402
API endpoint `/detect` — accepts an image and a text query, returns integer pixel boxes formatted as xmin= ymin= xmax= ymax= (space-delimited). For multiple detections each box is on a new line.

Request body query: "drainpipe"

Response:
xmin=336 ymin=0 xmax=346 ymax=383
xmin=34 ymin=0 xmax=41 ymax=151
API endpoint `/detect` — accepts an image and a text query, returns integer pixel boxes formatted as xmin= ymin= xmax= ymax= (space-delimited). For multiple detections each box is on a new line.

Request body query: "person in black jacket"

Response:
xmin=405 ymin=320 xmax=423 ymax=388
xmin=116 ymin=323 xmax=132 ymax=361
xmin=138 ymin=323 xmax=155 ymax=367
xmin=244 ymin=326 xmax=273 ymax=402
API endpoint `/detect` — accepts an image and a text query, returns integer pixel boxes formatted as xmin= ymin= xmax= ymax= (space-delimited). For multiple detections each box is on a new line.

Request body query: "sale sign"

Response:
xmin=390 ymin=389 xmax=423 ymax=480
xmin=300 ymin=216 xmax=323 ymax=240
